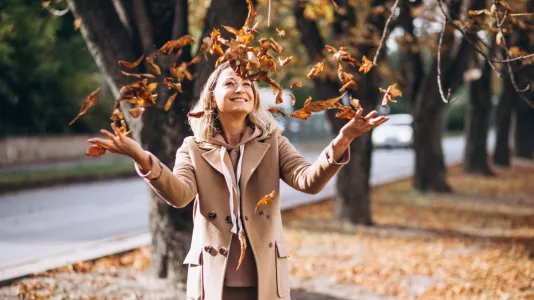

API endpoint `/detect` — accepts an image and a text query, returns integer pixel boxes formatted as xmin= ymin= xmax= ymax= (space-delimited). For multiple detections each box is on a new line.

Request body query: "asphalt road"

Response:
xmin=0 ymin=136 xmax=471 ymax=280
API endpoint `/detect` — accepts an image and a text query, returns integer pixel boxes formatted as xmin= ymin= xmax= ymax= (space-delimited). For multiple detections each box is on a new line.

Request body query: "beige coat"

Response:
xmin=136 ymin=128 xmax=349 ymax=300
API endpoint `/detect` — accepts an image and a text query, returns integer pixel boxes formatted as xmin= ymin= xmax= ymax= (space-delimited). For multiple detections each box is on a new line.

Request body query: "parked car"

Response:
xmin=372 ymin=113 xmax=413 ymax=148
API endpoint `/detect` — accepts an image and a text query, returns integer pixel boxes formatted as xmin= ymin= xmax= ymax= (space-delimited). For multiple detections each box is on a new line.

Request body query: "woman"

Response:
xmin=88 ymin=61 xmax=388 ymax=300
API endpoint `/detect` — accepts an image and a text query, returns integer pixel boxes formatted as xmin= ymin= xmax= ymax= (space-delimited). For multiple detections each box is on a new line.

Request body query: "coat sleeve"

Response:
xmin=278 ymin=134 xmax=350 ymax=194
xmin=134 ymin=137 xmax=197 ymax=208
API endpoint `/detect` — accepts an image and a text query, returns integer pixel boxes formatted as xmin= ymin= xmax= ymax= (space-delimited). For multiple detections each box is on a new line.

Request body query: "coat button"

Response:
xmin=269 ymin=242 xmax=273 ymax=248
xmin=204 ymin=246 xmax=212 ymax=253
xmin=208 ymin=211 xmax=217 ymax=220
xmin=219 ymin=247 xmax=228 ymax=256
xmin=258 ymin=210 xmax=264 ymax=216
xmin=225 ymin=216 xmax=232 ymax=224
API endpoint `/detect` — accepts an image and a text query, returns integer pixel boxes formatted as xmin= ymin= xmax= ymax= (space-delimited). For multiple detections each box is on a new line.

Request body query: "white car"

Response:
xmin=372 ymin=114 xmax=413 ymax=148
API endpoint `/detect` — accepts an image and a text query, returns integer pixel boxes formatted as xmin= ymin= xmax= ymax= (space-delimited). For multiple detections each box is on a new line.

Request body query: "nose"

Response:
xmin=235 ymin=83 xmax=246 ymax=93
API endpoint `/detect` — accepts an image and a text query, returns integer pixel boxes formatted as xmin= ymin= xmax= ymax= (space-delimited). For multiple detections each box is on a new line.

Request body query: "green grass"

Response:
xmin=0 ymin=161 xmax=135 ymax=191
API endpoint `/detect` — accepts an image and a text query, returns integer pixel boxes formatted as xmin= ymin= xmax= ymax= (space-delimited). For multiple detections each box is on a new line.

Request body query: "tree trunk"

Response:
xmin=68 ymin=0 xmax=248 ymax=285
xmin=294 ymin=0 xmax=383 ymax=225
xmin=514 ymin=97 xmax=534 ymax=159
xmin=493 ymin=80 xmax=515 ymax=166
xmin=464 ymin=60 xmax=494 ymax=175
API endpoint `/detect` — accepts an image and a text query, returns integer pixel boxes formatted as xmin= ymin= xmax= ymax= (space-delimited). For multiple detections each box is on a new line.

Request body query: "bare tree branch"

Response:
xmin=372 ymin=0 xmax=400 ymax=66
xmin=45 ymin=6 xmax=70 ymax=16
xmin=437 ymin=20 xmax=453 ymax=104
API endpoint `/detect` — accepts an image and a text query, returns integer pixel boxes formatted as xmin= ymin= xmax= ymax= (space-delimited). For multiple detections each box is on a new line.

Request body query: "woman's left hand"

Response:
xmin=339 ymin=108 xmax=389 ymax=142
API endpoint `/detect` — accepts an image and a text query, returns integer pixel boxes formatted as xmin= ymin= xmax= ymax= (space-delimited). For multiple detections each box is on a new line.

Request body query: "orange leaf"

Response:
xmin=164 ymin=93 xmax=178 ymax=112
xmin=268 ymin=107 xmax=286 ymax=117
xmin=69 ymin=88 xmax=101 ymax=126
xmin=359 ymin=55 xmax=373 ymax=74
xmin=307 ymin=60 xmax=325 ymax=79
xmin=290 ymin=109 xmax=312 ymax=120
xmin=85 ymin=145 xmax=106 ymax=157
xmin=118 ymin=55 xmax=144 ymax=69
xmin=254 ymin=190 xmax=275 ymax=214
xmin=129 ymin=107 xmax=145 ymax=118
xmin=278 ymin=56 xmax=293 ymax=67
xmin=335 ymin=106 xmax=356 ymax=120
xmin=350 ymin=97 xmax=361 ymax=110
xmin=120 ymin=71 xmax=156 ymax=80
xmin=146 ymin=53 xmax=161 ymax=75
xmin=379 ymin=83 xmax=402 ymax=107
xmin=290 ymin=81 xmax=303 ymax=89
xmin=236 ymin=231 xmax=247 ymax=271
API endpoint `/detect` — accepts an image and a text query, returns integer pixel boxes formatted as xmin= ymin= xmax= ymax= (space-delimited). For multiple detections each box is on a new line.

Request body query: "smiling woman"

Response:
xmin=88 ymin=61 xmax=388 ymax=300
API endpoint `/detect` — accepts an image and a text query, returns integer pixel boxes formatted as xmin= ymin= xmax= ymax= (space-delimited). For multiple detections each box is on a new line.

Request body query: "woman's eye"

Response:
xmin=244 ymin=82 xmax=251 ymax=86
xmin=225 ymin=81 xmax=235 ymax=86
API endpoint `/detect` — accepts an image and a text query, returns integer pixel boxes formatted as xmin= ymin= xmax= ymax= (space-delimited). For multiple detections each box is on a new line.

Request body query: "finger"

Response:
xmin=364 ymin=110 xmax=378 ymax=120
xmin=100 ymin=129 xmax=117 ymax=141
xmin=111 ymin=123 xmax=124 ymax=140
xmin=354 ymin=107 xmax=363 ymax=119
xmin=373 ymin=116 xmax=389 ymax=126
xmin=88 ymin=137 xmax=114 ymax=148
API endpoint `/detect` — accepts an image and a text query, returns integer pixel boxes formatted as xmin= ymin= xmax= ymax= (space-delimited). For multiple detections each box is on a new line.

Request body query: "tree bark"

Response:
xmin=464 ymin=59 xmax=494 ymax=175
xmin=514 ymin=96 xmax=534 ymax=159
xmin=493 ymin=80 xmax=515 ymax=166
xmin=68 ymin=0 xmax=248 ymax=285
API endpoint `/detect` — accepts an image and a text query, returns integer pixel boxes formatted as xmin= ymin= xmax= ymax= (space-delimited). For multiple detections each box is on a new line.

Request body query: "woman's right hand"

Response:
xmin=88 ymin=123 xmax=151 ymax=170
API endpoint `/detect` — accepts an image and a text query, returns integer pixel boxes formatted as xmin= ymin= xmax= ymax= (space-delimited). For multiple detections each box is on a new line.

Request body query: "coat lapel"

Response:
xmin=240 ymin=140 xmax=270 ymax=192
xmin=201 ymin=147 xmax=236 ymax=183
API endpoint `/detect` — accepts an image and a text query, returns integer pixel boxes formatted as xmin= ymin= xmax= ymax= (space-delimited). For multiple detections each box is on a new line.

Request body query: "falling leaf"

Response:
xmin=350 ymin=97 xmax=361 ymax=110
xmin=326 ymin=45 xmax=359 ymax=66
xmin=468 ymin=9 xmax=490 ymax=16
xmin=290 ymin=94 xmax=296 ymax=106
xmin=244 ymin=0 xmax=257 ymax=29
xmin=255 ymin=190 xmax=275 ymax=214
xmin=339 ymin=80 xmax=358 ymax=92
xmin=69 ymin=88 xmax=101 ymax=126
xmin=276 ymin=28 xmax=286 ymax=37
xmin=290 ymin=81 xmax=303 ymax=89
xmin=335 ymin=107 xmax=356 ymax=120
xmin=41 ymin=1 xmax=51 ymax=8
xmin=379 ymin=83 xmax=402 ymax=107
xmin=359 ymin=55 xmax=373 ymax=74
xmin=120 ymin=70 xmax=156 ymax=80
xmin=164 ymin=93 xmax=178 ymax=112
xmin=290 ymin=110 xmax=312 ymax=120
xmin=146 ymin=53 xmax=161 ymax=75
xmin=73 ymin=19 xmax=81 ymax=30
xmin=187 ymin=111 xmax=205 ymax=118
xmin=236 ymin=231 xmax=247 ymax=271
xmin=85 ymin=145 xmax=106 ymax=157
xmin=278 ymin=56 xmax=293 ymax=67
xmin=129 ymin=107 xmax=145 ymax=118
xmin=268 ymin=107 xmax=286 ymax=117
xmin=307 ymin=60 xmax=325 ymax=79
xmin=158 ymin=35 xmax=195 ymax=56
xmin=118 ymin=55 xmax=144 ymax=69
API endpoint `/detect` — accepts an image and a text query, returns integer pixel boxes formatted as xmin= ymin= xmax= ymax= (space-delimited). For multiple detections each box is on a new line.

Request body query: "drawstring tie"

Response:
xmin=219 ymin=145 xmax=245 ymax=235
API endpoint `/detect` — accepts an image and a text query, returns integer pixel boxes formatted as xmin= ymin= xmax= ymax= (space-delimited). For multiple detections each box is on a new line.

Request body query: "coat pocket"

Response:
xmin=184 ymin=248 xmax=203 ymax=300
xmin=275 ymin=241 xmax=290 ymax=298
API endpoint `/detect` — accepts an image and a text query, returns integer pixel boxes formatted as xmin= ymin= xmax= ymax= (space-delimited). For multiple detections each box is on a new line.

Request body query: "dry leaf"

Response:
xmin=276 ymin=28 xmax=286 ymax=37
xmin=268 ymin=107 xmax=286 ymax=117
xmin=350 ymin=97 xmax=361 ymax=110
xmin=254 ymin=190 xmax=275 ymax=214
xmin=73 ymin=19 xmax=81 ymax=30
xmin=359 ymin=55 xmax=373 ymax=74
xmin=118 ymin=55 xmax=144 ymax=69
xmin=164 ymin=93 xmax=178 ymax=112
xmin=85 ymin=145 xmax=106 ymax=157
xmin=69 ymin=88 xmax=101 ymax=126
xmin=307 ymin=60 xmax=325 ymax=79
xmin=290 ymin=81 xmax=303 ymax=89
xmin=278 ymin=56 xmax=293 ymax=67
xmin=187 ymin=111 xmax=205 ymax=118
xmin=379 ymin=83 xmax=402 ymax=107
xmin=146 ymin=53 xmax=161 ymax=75
xmin=120 ymin=70 xmax=156 ymax=80
xmin=236 ymin=231 xmax=247 ymax=271
xmin=129 ymin=107 xmax=145 ymax=118
xmin=158 ymin=35 xmax=195 ymax=56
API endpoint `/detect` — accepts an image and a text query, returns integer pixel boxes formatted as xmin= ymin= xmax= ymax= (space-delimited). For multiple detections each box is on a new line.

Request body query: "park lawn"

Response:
xmin=3 ymin=162 xmax=533 ymax=300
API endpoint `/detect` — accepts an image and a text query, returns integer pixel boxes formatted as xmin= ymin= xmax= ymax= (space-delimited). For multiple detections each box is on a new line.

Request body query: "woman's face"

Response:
xmin=211 ymin=67 xmax=255 ymax=117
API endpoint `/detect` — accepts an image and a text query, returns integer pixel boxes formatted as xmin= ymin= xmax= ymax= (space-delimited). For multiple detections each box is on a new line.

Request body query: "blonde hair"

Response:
xmin=188 ymin=61 xmax=283 ymax=141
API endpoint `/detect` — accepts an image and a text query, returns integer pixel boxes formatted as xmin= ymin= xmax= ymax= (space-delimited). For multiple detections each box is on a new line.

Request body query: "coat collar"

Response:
xmin=200 ymin=126 xmax=270 ymax=188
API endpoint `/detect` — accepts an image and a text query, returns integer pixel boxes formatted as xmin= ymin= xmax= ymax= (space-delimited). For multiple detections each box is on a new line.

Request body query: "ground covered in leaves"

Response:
xmin=1 ymin=162 xmax=533 ymax=300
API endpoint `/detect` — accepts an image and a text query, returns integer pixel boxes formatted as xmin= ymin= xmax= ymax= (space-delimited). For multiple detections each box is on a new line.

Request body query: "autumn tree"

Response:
xmin=66 ymin=0 xmax=248 ymax=284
